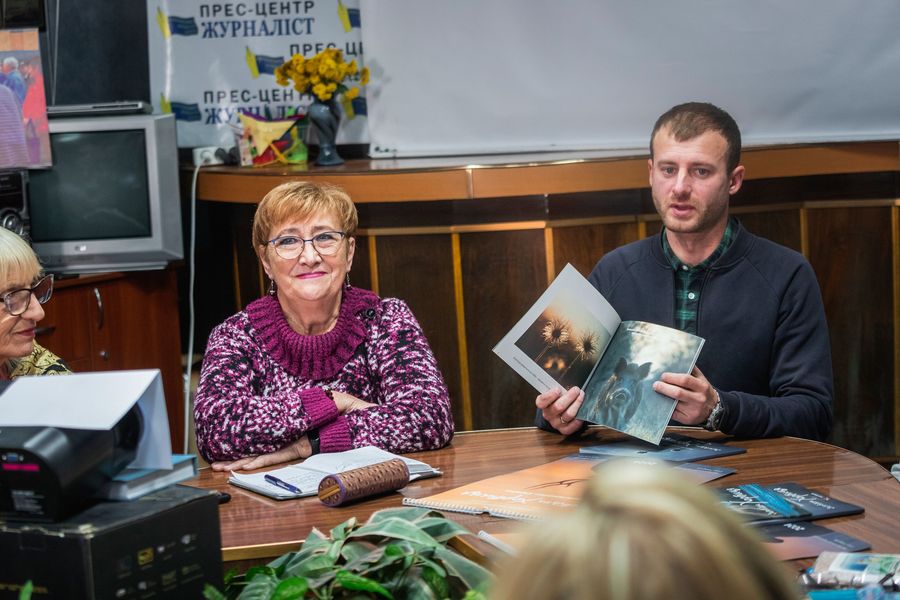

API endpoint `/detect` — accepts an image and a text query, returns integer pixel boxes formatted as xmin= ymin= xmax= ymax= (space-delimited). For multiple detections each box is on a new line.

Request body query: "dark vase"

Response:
xmin=308 ymin=97 xmax=344 ymax=166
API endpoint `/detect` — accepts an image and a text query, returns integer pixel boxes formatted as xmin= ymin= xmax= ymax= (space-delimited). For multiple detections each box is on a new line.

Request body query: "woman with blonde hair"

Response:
xmin=0 ymin=227 xmax=67 ymax=379
xmin=195 ymin=181 xmax=453 ymax=469
xmin=492 ymin=459 xmax=801 ymax=600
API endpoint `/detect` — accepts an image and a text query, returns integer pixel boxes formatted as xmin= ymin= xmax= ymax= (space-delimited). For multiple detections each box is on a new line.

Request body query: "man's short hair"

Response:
xmin=650 ymin=102 xmax=742 ymax=172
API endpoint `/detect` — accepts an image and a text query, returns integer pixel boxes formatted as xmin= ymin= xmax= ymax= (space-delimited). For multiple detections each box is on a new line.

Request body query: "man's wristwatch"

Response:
xmin=703 ymin=390 xmax=726 ymax=432
xmin=308 ymin=428 xmax=321 ymax=455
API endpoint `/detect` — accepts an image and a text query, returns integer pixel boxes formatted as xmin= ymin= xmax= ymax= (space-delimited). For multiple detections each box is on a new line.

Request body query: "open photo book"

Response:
xmin=493 ymin=264 xmax=705 ymax=444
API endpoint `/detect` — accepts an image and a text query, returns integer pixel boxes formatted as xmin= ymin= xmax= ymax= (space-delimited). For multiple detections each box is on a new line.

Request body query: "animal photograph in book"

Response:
xmin=578 ymin=321 xmax=701 ymax=443
xmin=514 ymin=287 xmax=612 ymax=389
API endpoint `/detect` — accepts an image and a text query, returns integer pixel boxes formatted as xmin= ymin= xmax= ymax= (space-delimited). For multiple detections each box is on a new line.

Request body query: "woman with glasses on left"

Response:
xmin=195 ymin=181 xmax=453 ymax=471
xmin=0 ymin=227 xmax=68 ymax=379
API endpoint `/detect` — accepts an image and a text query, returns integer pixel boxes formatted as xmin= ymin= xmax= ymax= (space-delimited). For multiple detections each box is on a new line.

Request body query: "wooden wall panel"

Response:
xmin=374 ymin=235 xmax=464 ymax=430
xmin=734 ymin=209 xmax=803 ymax=253
xmin=808 ymin=206 xmax=895 ymax=457
xmin=460 ymin=230 xmax=547 ymax=429
xmin=551 ymin=222 xmax=641 ymax=278
xmin=229 ymin=204 xmax=262 ymax=308
xmin=350 ymin=234 xmax=372 ymax=292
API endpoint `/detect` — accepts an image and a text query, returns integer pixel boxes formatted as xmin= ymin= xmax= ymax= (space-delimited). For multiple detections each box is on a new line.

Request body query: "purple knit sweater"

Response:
xmin=194 ymin=286 xmax=454 ymax=462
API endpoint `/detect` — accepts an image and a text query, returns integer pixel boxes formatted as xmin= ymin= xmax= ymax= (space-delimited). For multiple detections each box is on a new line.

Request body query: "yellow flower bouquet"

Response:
xmin=274 ymin=48 xmax=369 ymax=102
xmin=274 ymin=48 xmax=369 ymax=165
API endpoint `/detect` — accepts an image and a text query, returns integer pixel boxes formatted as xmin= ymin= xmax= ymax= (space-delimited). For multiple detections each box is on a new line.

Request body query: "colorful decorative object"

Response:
xmin=237 ymin=111 xmax=307 ymax=167
xmin=274 ymin=48 xmax=369 ymax=166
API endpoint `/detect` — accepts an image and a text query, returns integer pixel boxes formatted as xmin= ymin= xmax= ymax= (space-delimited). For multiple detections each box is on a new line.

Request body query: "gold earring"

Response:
xmin=345 ymin=273 xmax=351 ymax=289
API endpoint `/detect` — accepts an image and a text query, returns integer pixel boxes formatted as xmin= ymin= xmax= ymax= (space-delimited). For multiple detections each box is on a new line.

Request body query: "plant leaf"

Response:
xmin=244 ymin=566 xmax=277 ymax=581
xmin=202 ymin=583 xmax=227 ymax=600
xmin=417 ymin=555 xmax=448 ymax=580
xmin=282 ymin=553 xmax=339 ymax=579
xmin=271 ymin=577 xmax=308 ymax=600
xmin=364 ymin=507 xmax=436 ymax=525
xmin=325 ymin=539 xmax=346 ymax=562
xmin=17 ymin=581 xmax=32 ymax=600
xmin=340 ymin=540 xmax=378 ymax=563
xmin=349 ymin=517 xmax=441 ymax=548
xmin=433 ymin=546 xmax=493 ymax=591
xmin=334 ymin=570 xmax=394 ymax=599
xmin=236 ymin=573 xmax=280 ymax=600
xmin=329 ymin=516 xmax=357 ymax=541
xmin=420 ymin=564 xmax=450 ymax=598
xmin=415 ymin=517 xmax=473 ymax=542
xmin=268 ymin=551 xmax=296 ymax=571
xmin=395 ymin=575 xmax=439 ymax=600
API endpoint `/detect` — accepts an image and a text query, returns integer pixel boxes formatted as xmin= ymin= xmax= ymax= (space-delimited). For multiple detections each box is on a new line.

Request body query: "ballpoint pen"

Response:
xmin=264 ymin=474 xmax=303 ymax=495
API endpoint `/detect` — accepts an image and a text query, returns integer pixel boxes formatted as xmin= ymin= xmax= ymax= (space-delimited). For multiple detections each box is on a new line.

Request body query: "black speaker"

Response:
xmin=0 ymin=170 xmax=29 ymax=238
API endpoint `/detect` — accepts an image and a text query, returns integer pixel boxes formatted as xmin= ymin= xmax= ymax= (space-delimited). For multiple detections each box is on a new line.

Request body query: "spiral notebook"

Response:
xmin=402 ymin=454 xmax=733 ymax=520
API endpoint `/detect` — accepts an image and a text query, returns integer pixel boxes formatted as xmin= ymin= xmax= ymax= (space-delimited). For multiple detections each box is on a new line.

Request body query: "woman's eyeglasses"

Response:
xmin=268 ymin=231 xmax=347 ymax=260
xmin=2 ymin=275 xmax=54 ymax=316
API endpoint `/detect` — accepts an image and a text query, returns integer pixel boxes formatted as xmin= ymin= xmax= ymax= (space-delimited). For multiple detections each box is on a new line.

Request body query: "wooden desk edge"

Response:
xmin=196 ymin=141 xmax=900 ymax=204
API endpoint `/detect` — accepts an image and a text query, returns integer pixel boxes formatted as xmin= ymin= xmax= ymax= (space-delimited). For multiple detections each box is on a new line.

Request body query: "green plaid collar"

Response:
xmin=661 ymin=216 xmax=737 ymax=272
xmin=662 ymin=217 xmax=737 ymax=334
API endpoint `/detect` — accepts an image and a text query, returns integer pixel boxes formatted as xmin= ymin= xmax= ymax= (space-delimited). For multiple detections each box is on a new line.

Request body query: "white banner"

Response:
xmin=361 ymin=0 xmax=900 ymax=158
xmin=147 ymin=0 xmax=368 ymax=148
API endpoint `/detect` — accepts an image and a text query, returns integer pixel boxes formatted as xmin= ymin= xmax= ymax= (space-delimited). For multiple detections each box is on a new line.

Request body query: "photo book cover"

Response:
xmin=495 ymin=264 xmax=704 ymax=445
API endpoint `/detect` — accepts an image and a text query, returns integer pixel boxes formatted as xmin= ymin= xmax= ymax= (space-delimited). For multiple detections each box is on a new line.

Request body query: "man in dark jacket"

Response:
xmin=537 ymin=102 xmax=833 ymax=441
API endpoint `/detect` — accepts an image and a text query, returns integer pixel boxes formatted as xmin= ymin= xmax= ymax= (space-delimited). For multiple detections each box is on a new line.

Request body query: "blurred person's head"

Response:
xmin=491 ymin=460 xmax=801 ymax=600
xmin=2 ymin=56 xmax=19 ymax=74
xmin=0 ymin=228 xmax=52 ymax=371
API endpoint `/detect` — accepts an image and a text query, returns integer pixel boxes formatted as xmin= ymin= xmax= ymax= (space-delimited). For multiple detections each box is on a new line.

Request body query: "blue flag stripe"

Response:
xmin=255 ymin=55 xmax=284 ymax=75
xmin=171 ymin=102 xmax=202 ymax=122
xmin=168 ymin=16 xmax=198 ymax=36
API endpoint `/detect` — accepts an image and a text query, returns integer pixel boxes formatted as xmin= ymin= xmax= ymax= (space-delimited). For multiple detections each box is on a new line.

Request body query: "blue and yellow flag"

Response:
xmin=337 ymin=0 xmax=361 ymax=32
xmin=340 ymin=96 xmax=367 ymax=120
xmin=246 ymin=47 xmax=284 ymax=79
xmin=170 ymin=102 xmax=202 ymax=122
xmin=159 ymin=93 xmax=172 ymax=114
xmin=156 ymin=8 xmax=198 ymax=37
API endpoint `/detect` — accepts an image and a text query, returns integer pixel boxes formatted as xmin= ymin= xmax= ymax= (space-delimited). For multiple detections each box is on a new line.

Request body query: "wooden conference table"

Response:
xmin=185 ymin=427 xmax=900 ymax=571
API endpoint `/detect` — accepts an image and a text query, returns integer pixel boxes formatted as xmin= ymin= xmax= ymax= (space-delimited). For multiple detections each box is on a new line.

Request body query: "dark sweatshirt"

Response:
xmin=537 ymin=221 xmax=833 ymax=441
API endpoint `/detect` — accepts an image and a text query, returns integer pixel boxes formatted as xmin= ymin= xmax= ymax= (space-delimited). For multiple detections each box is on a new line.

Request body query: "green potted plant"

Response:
xmin=203 ymin=507 xmax=492 ymax=599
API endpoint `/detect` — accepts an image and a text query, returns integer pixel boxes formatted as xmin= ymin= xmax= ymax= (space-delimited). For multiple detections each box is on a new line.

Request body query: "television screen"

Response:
xmin=27 ymin=113 xmax=183 ymax=275
xmin=29 ymin=130 xmax=152 ymax=241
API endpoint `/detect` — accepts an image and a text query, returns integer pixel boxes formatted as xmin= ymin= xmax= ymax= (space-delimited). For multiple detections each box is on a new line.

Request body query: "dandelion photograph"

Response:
xmin=514 ymin=288 xmax=612 ymax=388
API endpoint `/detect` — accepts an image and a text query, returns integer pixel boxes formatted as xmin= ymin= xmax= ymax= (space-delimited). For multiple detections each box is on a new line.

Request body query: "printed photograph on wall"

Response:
xmin=0 ymin=28 xmax=50 ymax=169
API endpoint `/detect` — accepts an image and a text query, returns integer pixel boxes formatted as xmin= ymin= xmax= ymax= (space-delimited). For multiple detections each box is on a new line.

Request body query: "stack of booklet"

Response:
xmin=96 ymin=454 xmax=198 ymax=501
xmin=404 ymin=453 xmax=734 ymax=520
xmin=229 ymin=446 xmax=441 ymax=500
xmin=578 ymin=432 xmax=746 ymax=462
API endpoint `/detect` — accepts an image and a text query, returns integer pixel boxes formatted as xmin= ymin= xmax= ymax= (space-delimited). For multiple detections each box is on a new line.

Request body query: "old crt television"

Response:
xmin=27 ymin=113 xmax=183 ymax=274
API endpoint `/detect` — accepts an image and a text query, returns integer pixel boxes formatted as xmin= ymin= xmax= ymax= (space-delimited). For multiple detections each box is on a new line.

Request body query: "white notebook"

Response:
xmin=228 ymin=446 xmax=440 ymax=500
